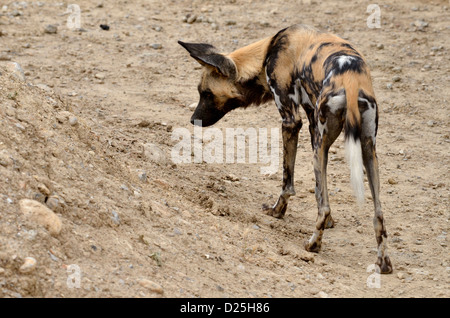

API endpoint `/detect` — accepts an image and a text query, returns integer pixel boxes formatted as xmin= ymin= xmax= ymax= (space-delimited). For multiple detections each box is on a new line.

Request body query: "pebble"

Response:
xmin=317 ymin=291 xmax=328 ymax=298
xmin=95 ymin=73 xmax=105 ymax=80
xmin=427 ymin=120 xmax=435 ymax=127
xmin=19 ymin=257 xmax=37 ymax=273
xmin=44 ymin=24 xmax=58 ymax=34
xmin=188 ymin=103 xmax=197 ymax=111
xmin=392 ymin=75 xmax=401 ymax=82
xmin=37 ymin=183 xmax=51 ymax=196
xmin=138 ymin=171 xmax=148 ymax=182
xmin=138 ymin=279 xmax=164 ymax=294
xmin=0 ymin=267 xmax=4 ymax=275
xmin=186 ymin=14 xmax=197 ymax=24
xmin=376 ymin=43 xmax=384 ymax=49
xmin=388 ymin=178 xmax=398 ymax=185
xmin=56 ymin=110 xmax=72 ymax=123
xmin=1 ymin=61 xmax=26 ymax=81
xmin=19 ymin=199 xmax=62 ymax=236
xmin=111 ymin=210 xmax=120 ymax=224
xmin=413 ymin=20 xmax=428 ymax=31
xmin=69 ymin=116 xmax=78 ymax=126
xmin=15 ymin=123 xmax=26 ymax=131
xmin=46 ymin=196 xmax=61 ymax=213
xmin=150 ymin=43 xmax=162 ymax=50
xmin=35 ymin=83 xmax=52 ymax=92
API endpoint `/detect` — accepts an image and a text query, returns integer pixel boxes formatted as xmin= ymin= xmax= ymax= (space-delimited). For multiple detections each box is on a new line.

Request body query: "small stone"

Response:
xmin=35 ymin=83 xmax=52 ymax=92
xmin=46 ymin=196 xmax=61 ymax=212
xmin=2 ymin=61 xmax=26 ymax=81
xmin=69 ymin=116 xmax=78 ymax=126
xmin=173 ymin=227 xmax=182 ymax=235
xmin=11 ymin=10 xmax=22 ymax=17
xmin=388 ymin=178 xmax=398 ymax=185
xmin=317 ymin=291 xmax=328 ymax=298
xmin=15 ymin=123 xmax=25 ymax=131
xmin=111 ymin=210 xmax=120 ymax=224
xmin=392 ymin=75 xmax=401 ymax=82
xmin=186 ymin=14 xmax=197 ymax=24
xmin=397 ymin=272 xmax=405 ymax=280
xmin=414 ymin=20 xmax=428 ymax=30
xmin=138 ymin=279 xmax=164 ymax=294
xmin=427 ymin=120 xmax=435 ymax=127
xmin=386 ymin=83 xmax=393 ymax=89
xmin=138 ymin=171 xmax=148 ymax=182
xmin=95 ymin=73 xmax=105 ymax=80
xmin=19 ymin=199 xmax=62 ymax=236
xmin=37 ymin=183 xmax=51 ymax=196
xmin=150 ymin=43 xmax=162 ymax=50
xmin=19 ymin=257 xmax=37 ymax=273
xmin=376 ymin=43 xmax=384 ymax=49
xmin=44 ymin=24 xmax=58 ymax=34
xmin=225 ymin=174 xmax=239 ymax=182
xmin=56 ymin=111 xmax=72 ymax=123
xmin=216 ymin=285 xmax=224 ymax=292
xmin=0 ymin=267 xmax=5 ymax=275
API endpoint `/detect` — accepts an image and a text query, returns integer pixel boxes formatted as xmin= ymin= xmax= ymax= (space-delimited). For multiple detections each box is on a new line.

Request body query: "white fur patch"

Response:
xmin=300 ymin=85 xmax=313 ymax=107
xmin=337 ymin=55 xmax=355 ymax=69
xmin=266 ymin=71 xmax=283 ymax=111
xmin=360 ymin=99 xmax=377 ymax=145
xmin=288 ymin=82 xmax=300 ymax=105
xmin=323 ymin=70 xmax=333 ymax=85
xmin=318 ymin=119 xmax=326 ymax=137
xmin=327 ymin=94 xmax=346 ymax=114
xmin=345 ymin=136 xmax=365 ymax=204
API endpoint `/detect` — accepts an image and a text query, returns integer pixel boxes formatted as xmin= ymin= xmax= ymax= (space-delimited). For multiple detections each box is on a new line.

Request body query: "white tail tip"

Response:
xmin=345 ymin=136 xmax=365 ymax=205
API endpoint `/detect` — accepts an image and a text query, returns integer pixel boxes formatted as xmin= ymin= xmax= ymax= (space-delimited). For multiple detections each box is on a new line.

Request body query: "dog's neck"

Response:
xmin=227 ymin=37 xmax=273 ymax=107
xmin=228 ymin=37 xmax=272 ymax=84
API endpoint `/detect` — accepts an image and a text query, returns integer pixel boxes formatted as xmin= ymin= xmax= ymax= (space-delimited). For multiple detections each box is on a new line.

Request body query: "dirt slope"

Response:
xmin=0 ymin=0 xmax=448 ymax=298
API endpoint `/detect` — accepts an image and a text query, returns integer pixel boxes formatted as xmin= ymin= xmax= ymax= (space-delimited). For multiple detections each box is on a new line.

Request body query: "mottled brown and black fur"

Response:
xmin=179 ymin=24 xmax=392 ymax=274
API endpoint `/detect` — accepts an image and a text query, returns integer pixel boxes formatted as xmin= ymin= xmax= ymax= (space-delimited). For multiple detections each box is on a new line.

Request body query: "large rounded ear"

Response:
xmin=178 ymin=41 xmax=237 ymax=79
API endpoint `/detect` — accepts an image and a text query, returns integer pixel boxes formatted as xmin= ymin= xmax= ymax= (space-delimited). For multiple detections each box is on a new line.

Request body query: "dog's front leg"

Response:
xmin=263 ymin=119 xmax=302 ymax=218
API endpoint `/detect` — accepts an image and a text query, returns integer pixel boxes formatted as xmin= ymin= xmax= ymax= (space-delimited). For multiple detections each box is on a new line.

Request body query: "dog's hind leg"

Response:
xmin=360 ymin=100 xmax=393 ymax=274
xmin=305 ymin=94 xmax=344 ymax=252
xmin=263 ymin=118 xmax=302 ymax=218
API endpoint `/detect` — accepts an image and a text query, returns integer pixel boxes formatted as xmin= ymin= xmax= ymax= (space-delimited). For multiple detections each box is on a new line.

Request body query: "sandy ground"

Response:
xmin=0 ymin=0 xmax=448 ymax=298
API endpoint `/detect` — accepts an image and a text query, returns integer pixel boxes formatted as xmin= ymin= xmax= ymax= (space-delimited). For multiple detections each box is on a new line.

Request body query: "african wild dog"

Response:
xmin=179 ymin=24 xmax=393 ymax=273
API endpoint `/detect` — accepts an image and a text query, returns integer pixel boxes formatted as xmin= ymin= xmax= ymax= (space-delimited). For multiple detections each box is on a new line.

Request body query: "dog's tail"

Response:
xmin=343 ymin=76 xmax=364 ymax=204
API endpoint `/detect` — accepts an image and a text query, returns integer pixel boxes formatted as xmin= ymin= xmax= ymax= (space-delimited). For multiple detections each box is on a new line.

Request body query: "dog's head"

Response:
xmin=178 ymin=41 xmax=245 ymax=127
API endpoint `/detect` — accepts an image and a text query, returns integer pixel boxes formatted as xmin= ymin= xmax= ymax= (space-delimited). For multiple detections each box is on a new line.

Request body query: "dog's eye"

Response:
xmin=200 ymin=90 xmax=214 ymax=99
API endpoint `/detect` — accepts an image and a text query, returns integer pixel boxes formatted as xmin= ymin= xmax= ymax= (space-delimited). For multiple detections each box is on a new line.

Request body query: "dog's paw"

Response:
xmin=304 ymin=240 xmax=321 ymax=253
xmin=262 ymin=203 xmax=285 ymax=219
xmin=376 ymin=256 xmax=393 ymax=274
